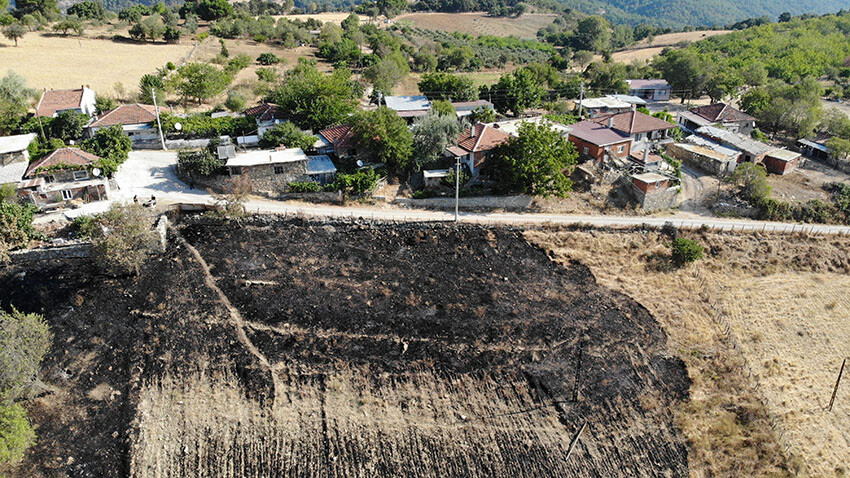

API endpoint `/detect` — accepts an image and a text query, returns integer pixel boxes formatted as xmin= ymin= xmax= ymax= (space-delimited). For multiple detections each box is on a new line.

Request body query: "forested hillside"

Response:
xmin=556 ymin=0 xmax=850 ymax=27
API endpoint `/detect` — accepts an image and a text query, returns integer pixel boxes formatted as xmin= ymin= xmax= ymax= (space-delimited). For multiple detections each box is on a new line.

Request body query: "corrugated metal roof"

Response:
xmin=627 ymin=79 xmax=670 ymax=90
xmin=385 ymin=95 xmax=431 ymax=111
xmin=306 ymin=155 xmax=337 ymax=175
xmin=695 ymin=126 xmax=772 ymax=156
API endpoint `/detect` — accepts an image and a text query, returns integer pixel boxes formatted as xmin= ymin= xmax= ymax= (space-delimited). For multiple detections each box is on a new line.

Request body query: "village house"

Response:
xmin=224 ymin=148 xmax=310 ymax=193
xmin=606 ymin=94 xmax=648 ymax=108
xmin=244 ymin=103 xmax=287 ymax=138
xmin=668 ymin=136 xmax=740 ymax=176
xmin=385 ymin=95 xmax=431 ymax=121
xmin=763 ymin=148 xmax=803 ymax=175
xmin=315 ymin=124 xmax=355 ymax=158
xmin=630 ymin=172 xmax=679 ymax=212
xmin=678 ymin=103 xmax=756 ymax=135
xmin=567 ymin=120 xmax=632 ymax=162
xmin=36 ymin=86 xmax=97 ymax=118
xmin=444 ymin=123 xmax=511 ymax=177
xmin=626 ymin=79 xmax=672 ymax=101
xmin=19 ymin=147 xmax=109 ymax=208
xmin=0 ymin=133 xmax=37 ymax=187
xmin=86 ymin=104 xmax=159 ymax=145
xmin=590 ymin=109 xmax=677 ymax=151
xmin=695 ymin=126 xmax=772 ymax=164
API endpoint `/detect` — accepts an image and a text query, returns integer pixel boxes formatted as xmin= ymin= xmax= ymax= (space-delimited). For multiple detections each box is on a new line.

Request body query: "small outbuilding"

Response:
xmin=225 ymin=148 xmax=309 ymax=193
xmin=630 ymin=172 xmax=679 ymax=212
xmin=306 ymin=155 xmax=337 ymax=185
xmin=626 ymin=79 xmax=672 ymax=101
xmin=763 ymin=149 xmax=802 ymax=175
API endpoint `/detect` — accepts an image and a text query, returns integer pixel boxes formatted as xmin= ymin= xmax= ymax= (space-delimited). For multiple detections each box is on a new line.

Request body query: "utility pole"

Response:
xmin=454 ymin=157 xmax=460 ymax=222
xmin=577 ymin=81 xmax=585 ymax=119
xmin=152 ymin=88 xmax=167 ymax=151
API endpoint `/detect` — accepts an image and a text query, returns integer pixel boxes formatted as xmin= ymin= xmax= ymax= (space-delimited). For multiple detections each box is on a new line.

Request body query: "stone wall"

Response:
xmin=177 ymin=161 xmax=308 ymax=196
xmin=632 ymin=185 xmax=680 ymax=212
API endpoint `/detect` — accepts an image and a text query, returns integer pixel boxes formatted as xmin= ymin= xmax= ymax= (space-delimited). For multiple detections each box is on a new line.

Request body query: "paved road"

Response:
xmin=36 ymin=151 xmax=850 ymax=235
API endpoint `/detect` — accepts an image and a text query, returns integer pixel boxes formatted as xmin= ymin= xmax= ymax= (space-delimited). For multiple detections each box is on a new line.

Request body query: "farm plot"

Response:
xmin=129 ymin=218 xmax=690 ymax=477
xmin=395 ymin=12 xmax=557 ymax=39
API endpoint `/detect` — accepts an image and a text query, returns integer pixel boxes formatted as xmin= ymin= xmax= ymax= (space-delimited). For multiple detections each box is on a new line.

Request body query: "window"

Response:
xmin=617 ymin=145 xmax=625 ymax=153
xmin=44 ymin=175 xmax=55 ymax=184
xmin=61 ymin=190 xmax=73 ymax=200
xmin=73 ymin=170 xmax=89 ymax=181
xmin=274 ymin=166 xmax=285 ymax=174
xmin=582 ymin=147 xmax=589 ymax=155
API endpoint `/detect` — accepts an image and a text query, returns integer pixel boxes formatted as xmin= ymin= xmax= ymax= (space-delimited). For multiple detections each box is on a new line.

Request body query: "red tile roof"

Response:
xmin=244 ymin=103 xmax=285 ymax=122
xmin=25 ymin=147 xmax=100 ymax=177
xmin=319 ymin=124 xmax=354 ymax=150
xmin=89 ymin=104 xmax=157 ymax=127
xmin=690 ymin=102 xmax=755 ymax=123
xmin=590 ymin=111 xmax=676 ymax=135
xmin=568 ymin=120 xmax=631 ymax=146
xmin=36 ymin=88 xmax=85 ymax=117
xmin=455 ymin=124 xmax=510 ymax=153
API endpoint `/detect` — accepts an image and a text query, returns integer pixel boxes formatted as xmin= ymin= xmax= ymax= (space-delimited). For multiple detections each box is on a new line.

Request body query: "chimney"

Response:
xmin=643 ymin=148 xmax=649 ymax=163
xmin=630 ymin=105 xmax=637 ymax=134
xmin=607 ymin=116 xmax=614 ymax=128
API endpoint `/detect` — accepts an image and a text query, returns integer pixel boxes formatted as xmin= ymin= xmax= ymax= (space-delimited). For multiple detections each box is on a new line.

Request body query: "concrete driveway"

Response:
xmin=113 ymin=151 xmax=212 ymax=206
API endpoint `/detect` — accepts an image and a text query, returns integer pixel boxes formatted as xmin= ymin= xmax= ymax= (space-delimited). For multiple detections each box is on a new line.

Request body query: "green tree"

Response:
xmin=67 ymin=0 xmax=105 ymax=20
xmin=350 ymin=106 xmax=413 ymax=172
xmin=266 ymin=60 xmax=360 ymax=131
xmin=572 ymin=16 xmax=611 ymax=53
xmin=224 ymin=91 xmax=246 ymax=112
xmin=671 ymin=237 xmax=704 ymax=266
xmin=470 ymin=106 xmax=496 ymax=123
xmin=259 ymin=121 xmax=317 ymax=150
xmin=13 ymin=0 xmax=58 ymax=19
xmin=376 ymin=0 xmax=405 ymax=18
xmin=82 ymin=124 xmax=132 ymax=175
xmin=363 ymin=52 xmax=408 ymax=94
xmin=3 ymin=22 xmax=26 ymax=47
xmin=139 ymin=73 xmax=166 ymax=104
xmin=0 ymin=70 xmax=36 ymax=135
xmin=490 ymin=68 xmax=544 ymax=116
xmin=94 ymin=95 xmax=117 ymax=115
xmin=431 ymin=99 xmax=455 ymax=117
xmin=654 ymin=49 xmax=713 ymax=103
xmin=257 ymin=52 xmax=280 ymax=65
xmin=255 ymin=67 xmax=278 ymax=83
xmin=411 ymin=110 xmax=460 ymax=171
xmin=0 ymin=308 xmax=51 ymax=402
xmin=573 ymin=50 xmax=594 ymax=71
xmin=417 ymin=72 xmax=476 ymax=101
xmin=52 ymin=15 xmax=84 ymax=35
xmin=0 ymin=403 xmax=36 ymax=465
xmin=490 ymin=122 xmax=576 ymax=197
xmin=341 ymin=12 xmax=359 ymax=32
xmin=196 ymin=0 xmax=234 ymax=21
xmin=49 ymin=110 xmax=88 ymax=143
xmin=0 ymin=201 xmax=37 ymax=261
xmin=171 ymin=62 xmax=232 ymax=105
xmin=177 ymin=149 xmax=221 ymax=176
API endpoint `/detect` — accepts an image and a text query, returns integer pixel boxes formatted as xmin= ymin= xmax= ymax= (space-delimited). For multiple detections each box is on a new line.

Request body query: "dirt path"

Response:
xmin=176 ymin=235 xmax=282 ymax=408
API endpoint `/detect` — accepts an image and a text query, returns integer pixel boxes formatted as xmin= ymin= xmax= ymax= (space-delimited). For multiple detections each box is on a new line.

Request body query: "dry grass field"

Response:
xmin=0 ymin=33 xmax=193 ymax=94
xmin=395 ymin=12 xmax=557 ymax=39
xmin=635 ymin=30 xmax=732 ymax=48
xmin=271 ymin=12 xmax=365 ymax=24
xmin=526 ymin=228 xmax=850 ymax=477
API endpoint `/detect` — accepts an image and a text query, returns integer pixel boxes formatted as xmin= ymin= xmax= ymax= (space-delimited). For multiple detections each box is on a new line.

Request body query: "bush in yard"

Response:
xmin=91 ymin=203 xmax=159 ymax=276
xmin=178 ymin=149 xmax=222 ymax=177
xmin=257 ymin=52 xmax=280 ymax=65
xmin=287 ymin=181 xmax=321 ymax=193
xmin=70 ymin=215 xmax=98 ymax=239
xmin=441 ymin=168 xmax=469 ymax=189
xmin=0 ymin=308 xmax=51 ymax=403
xmin=328 ymin=168 xmax=379 ymax=198
xmin=489 ymin=122 xmax=577 ymax=197
xmin=671 ymin=237 xmax=704 ymax=266
xmin=224 ymin=91 xmax=246 ymax=112
xmin=0 ymin=403 xmax=36 ymax=464
xmin=81 ymin=125 xmax=132 ymax=175
xmin=0 ymin=201 xmax=38 ymax=262
xmin=259 ymin=122 xmax=317 ymax=150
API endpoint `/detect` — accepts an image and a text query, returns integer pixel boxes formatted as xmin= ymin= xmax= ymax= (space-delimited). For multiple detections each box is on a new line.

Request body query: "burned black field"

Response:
xmin=1 ymin=217 xmax=691 ymax=477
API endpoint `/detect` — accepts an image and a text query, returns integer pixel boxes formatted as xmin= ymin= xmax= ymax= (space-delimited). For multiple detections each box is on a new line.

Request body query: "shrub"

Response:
xmin=253 ymin=34 xmax=267 ymax=43
xmin=91 ymin=203 xmax=159 ymax=276
xmin=70 ymin=215 xmax=98 ymax=239
xmin=224 ymin=91 xmax=246 ymax=112
xmin=328 ymin=168 xmax=380 ymax=198
xmin=671 ymin=237 xmax=704 ymax=265
xmin=259 ymin=122 xmax=317 ymax=150
xmin=225 ymin=54 xmax=252 ymax=74
xmin=0 ymin=403 xmax=36 ymax=464
xmin=441 ymin=168 xmax=469 ymax=188
xmin=255 ymin=67 xmax=278 ymax=83
xmin=178 ymin=149 xmax=222 ymax=177
xmin=287 ymin=181 xmax=321 ymax=193
xmin=0 ymin=201 xmax=37 ymax=262
xmin=0 ymin=308 xmax=51 ymax=404
xmin=257 ymin=52 xmax=280 ymax=65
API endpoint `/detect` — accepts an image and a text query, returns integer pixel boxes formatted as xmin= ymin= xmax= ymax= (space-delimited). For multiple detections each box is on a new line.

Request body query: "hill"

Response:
xmin=556 ymin=0 xmax=850 ymax=27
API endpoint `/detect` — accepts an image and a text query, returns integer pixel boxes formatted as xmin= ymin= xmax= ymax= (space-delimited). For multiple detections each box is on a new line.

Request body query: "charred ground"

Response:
xmin=1 ymin=217 xmax=690 ymax=477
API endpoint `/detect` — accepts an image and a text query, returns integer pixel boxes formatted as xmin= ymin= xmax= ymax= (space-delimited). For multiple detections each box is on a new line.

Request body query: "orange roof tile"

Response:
xmin=36 ymin=88 xmax=85 ymax=117
xmin=25 ymin=147 xmax=100 ymax=177
xmin=89 ymin=104 xmax=158 ymax=127
xmin=455 ymin=124 xmax=510 ymax=153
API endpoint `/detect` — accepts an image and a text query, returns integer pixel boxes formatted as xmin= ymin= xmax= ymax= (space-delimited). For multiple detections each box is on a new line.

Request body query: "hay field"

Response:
xmin=526 ymin=229 xmax=850 ymax=477
xmin=395 ymin=12 xmax=557 ymax=39
xmin=0 ymin=33 xmax=193 ymax=93
xmin=718 ymin=273 xmax=850 ymax=477
xmin=636 ymin=30 xmax=732 ymax=47
xmin=271 ymin=12 xmax=364 ymax=24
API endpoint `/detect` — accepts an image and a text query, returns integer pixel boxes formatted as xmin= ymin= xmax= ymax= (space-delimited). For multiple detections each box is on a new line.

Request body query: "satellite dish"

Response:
xmin=69 ymin=140 xmax=75 ymax=145
xmin=91 ymin=168 xmax=102 ymax=177
xmin=174 ymin=122 xmax=183 ymax=131
xmin=356 ymin=160 xmax=364 ymax=167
